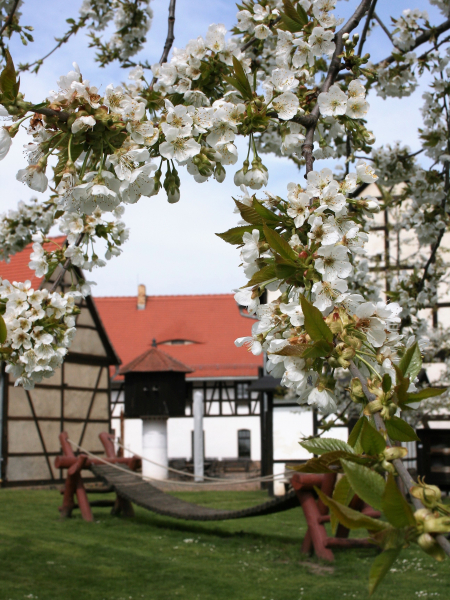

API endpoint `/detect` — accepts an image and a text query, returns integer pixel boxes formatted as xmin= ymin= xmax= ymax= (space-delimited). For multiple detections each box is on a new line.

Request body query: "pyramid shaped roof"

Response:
xmin=119 ymin=346 xmax=193 ymax=374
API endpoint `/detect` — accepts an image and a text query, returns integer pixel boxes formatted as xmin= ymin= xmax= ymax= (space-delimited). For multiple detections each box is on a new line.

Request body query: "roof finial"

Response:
xmin=152 ymin=338 xmax=157 ymax=348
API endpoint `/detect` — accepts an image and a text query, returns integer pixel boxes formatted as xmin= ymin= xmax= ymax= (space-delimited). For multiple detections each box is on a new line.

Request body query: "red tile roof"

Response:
xmin=120 ymin=347 xmax=193 ymax=374
xmin=0 ymin=236 xmax=66 ymax=288
xmin=95 ymin=294 xmax=263 ymax=380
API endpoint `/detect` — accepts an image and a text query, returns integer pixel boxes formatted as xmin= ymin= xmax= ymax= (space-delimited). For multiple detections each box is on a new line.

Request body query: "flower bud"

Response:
xmin=167 ymin=188 xmax=180 ymax=203
xmin=414 ymin=508 xmax=433 ymax=524
xmin=380 ymin=459 xmax=396 ymax=474
xmin=417 ymin=533 xmax=446 ymax=561
xmin=423 ymin=516 xmax=450 ymax=534
xmin=410 ymin=483 xmax=442 ymax=508
xmin=214 ymin=163 xmax=226 ymax=183
xmin=383 ymin=446 xmax=408 ymax=461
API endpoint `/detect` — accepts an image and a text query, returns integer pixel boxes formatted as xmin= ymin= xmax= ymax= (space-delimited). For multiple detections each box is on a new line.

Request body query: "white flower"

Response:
xmin=317 ymin=85 xmax=348 ymax=117
xmin=356 ymin=160 xmax=378 ymax=183
xmin=244 ymin=162 xmax=268 ymax=190
xmin=309 ymin=27 xmax=335 ymax=57
xmin=282 ymin=123 xmax=305 ymax=154
xmin=306 ymin=168 xmax=333 ymax=196
xmin=16 ymin=166 xmax=48 ymax=193
xmin=107 ymin=147 xmax=150 ymax=181
xmin=272 ymin=91 xmax=299 ymax=120
xmin=312 ymin=279 xmax=348 ymax=311
xmin=346 ymin=97 xmax=370 ymax=118
xmin=120 ymin=163 xmax=157 ymax=204
xmin=292 ymin=41 xmax=313 ymax=68
xmin=348 ymin=79 xmax=366 ymax=98
xmin=355 ymin=302 xmax=387 ymax=347
xmin=159 ymin=131 xmax=201 ymax=162
xmin=241 ymin=229 xmax=260 ymax=262
xmin=287 ymin=194 xmax=310 ymax=227
xmin=205 ymin=23 xmax=227 ymax=52
xmin=270 ymin=68 xmax=299 ymax=92
xmin=307 ymin=216 xmax=341 ymax=246
xmin=161 ymin=102 xmax=193 ymax=136
xmin=0 ymin=126 xmax=12 ymax=161
xmin=71 ymin=115 xmax=96 ymax=134
xmin=280 ymin=302 xmax=304 ymax=327
xmin=307 ymin=387 xmax=337 ymax=412
xmin=254 ymin=24 xmax=270 ymax=39
xmin=127 ymin=120 xmax=159 ymax=146
xmin=234 ymin=288 xmax=259 ymax=314
xmin=336 ymin=293 xmax=364 ymax=314
xmin=320 ymin=181 xmax=347 ymax=212
xmin=235 ymin=331 xmax=262 ymax=355
xmin=315 ymin=245 xmax=352 ymax=281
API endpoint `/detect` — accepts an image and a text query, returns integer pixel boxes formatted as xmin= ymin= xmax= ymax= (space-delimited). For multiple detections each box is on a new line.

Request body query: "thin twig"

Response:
xmin=49 ymin=233 xmax=84 ymax=294
xmin=349 ymin=360 xmax=450 ymax=558
xmin=149 ymin=0 xmax=176 ymax=88
xmin=357 ymin=0 xmax=378 ymax=57
xmin=377 ymin=18 xmax=450 ymax=67
xmin=417 ymin=228 xmax=445 ymax=292
xmin=18 ymin=17 xmax=88 ymax=73
xmin=0 ymin=0 xmax=20 ymax=39
xmin=302 ymin=0 xmax=373 ymax=174
xmin=373 ymin=11 xmax=395 ymax=44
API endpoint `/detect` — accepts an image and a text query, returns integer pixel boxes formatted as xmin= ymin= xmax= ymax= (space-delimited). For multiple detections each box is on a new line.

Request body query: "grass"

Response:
xmin=0 ymin=488 xmax=448 ymax=600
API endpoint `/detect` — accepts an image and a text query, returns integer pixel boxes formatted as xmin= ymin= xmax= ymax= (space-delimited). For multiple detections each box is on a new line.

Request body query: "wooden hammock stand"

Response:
xmin=56 ymin=432 xmax=380 ymax=561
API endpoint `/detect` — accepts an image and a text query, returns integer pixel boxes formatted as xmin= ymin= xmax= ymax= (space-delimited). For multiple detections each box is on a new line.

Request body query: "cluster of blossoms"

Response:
xmin=0 ymin=278 xmax=80 ymax=389
xmin=391 ymin=8 xmax=430 ymax=51
xmin=80 ymin=0 xmax=154 ymax=62
xmin=231 ymin=162 xmax=420 ymax=414
xmin=0 ymin=198 xmax=54 ymax=262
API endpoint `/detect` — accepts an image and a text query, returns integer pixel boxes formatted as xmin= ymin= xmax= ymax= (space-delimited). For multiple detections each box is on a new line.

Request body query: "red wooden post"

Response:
xmin=291 ymin=473 xmax=335 ymax=562
xmin=98 ymin=432 xmax=135 ymax=518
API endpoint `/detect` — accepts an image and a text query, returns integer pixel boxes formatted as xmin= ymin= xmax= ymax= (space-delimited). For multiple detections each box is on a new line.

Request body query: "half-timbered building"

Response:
xmin=0 ymin=239 xmax=119 ymax=486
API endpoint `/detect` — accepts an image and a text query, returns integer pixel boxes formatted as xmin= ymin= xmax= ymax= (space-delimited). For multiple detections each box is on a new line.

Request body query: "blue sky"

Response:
xmin=0 ymin=0 xmax=442 ymax=296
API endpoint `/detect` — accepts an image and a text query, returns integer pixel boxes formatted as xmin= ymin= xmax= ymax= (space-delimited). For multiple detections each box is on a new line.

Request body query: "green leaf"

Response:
xmin=301 ymin=339 xmax=333 ymax=359
xmin=300 ymin=295 xmax=333 ymax=343
xmin=385 ymin=416 xmax=419 ymax=442
xmin=403 ymin=387 xmax=447 ymax=402
xmin=283 ymin=0 xmax=304 ymax=23
xmin=399 ymin=342 xmax=422 ymax=382
xmin=393 ymin=364 xmax=410 ymax=404
xmin=0 ymin=50 xmax=18 ymax=102
xmin=252 ymin=200 xmax=280 ymax=222
xmin=279 ymin=12 xmax=304 ymax=32
xmin=233 ymin=199 xmax=262 ymax=225
xmin=348 ymin=416 xmax=365 ymax=448
xmin=341 ymin=460 xmax=385 ymax=511
xmin=263 ymin=224 xmax=298 ymax=261
xmin=382 ymin=473 xmax=416 ymax=528
xmin=243 ymin=264 xmax=277 ymax=288
xmin=296 ymin=3 xmax=309 ymax=26
xmin=382 ymin=373 xmax=392 ymax=393
xmin=316 ymin=487 xmax=388 ymax=532
xmin=331 ymin=475 xmax=354 ymax=534
xmin=369 ymin=549 xmax=401 ymax=596
xmin=232 ymin=56 xmax=253 ymax=99
xmin=275 ymin=262 xmax=298 ymax=280
xmin=270 ymin=343 xmax=307 ymax=357
xmin=216 ymin=225 xmax=260 ymax=245
xmin=0 ymin=314 xmax=7 ymax=344
xmin=223 ymin=76 xmax=251 ymax=100
xmin=300 ymin=438 xmax=355 ymax=456
xmin=360 ymin=420 xmax=386 ymax=455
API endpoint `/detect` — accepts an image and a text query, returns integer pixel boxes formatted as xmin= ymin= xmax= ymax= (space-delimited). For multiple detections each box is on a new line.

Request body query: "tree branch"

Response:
xmin=302 ymin=0 xmax=373 ymax=174
xmin=149 ymin=0 xmax=176 ymax=88
xmin=373 ymin=11 xmax=395 ymax=44
xmin=0 ymin=0 xmax=20 ymax=39
xmin=357 ymin=0 xmax=378 ymax=57
xmin=349 ymin=360 xmax=450 ymax=558
xmin=377 ymin=18 xmax=450 ymax=68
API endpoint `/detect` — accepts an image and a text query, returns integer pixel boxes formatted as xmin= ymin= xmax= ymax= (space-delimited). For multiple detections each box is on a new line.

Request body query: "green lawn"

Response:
xmin=0 ymin=488 xmax=448 ymax=600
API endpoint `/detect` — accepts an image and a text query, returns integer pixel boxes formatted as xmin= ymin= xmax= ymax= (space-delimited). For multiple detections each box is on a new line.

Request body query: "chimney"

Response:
xmin=137 ymin=284 xmax=146 ymax=310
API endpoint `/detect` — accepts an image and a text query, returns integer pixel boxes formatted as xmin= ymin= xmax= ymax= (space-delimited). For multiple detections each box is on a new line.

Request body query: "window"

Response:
xmin=236 ymin=382 xmax=249 ymax=400
xmin=238 ymin=429 xmax=251 ymax=459
xmin=162 ymin=339 xmax=194 ymax=345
